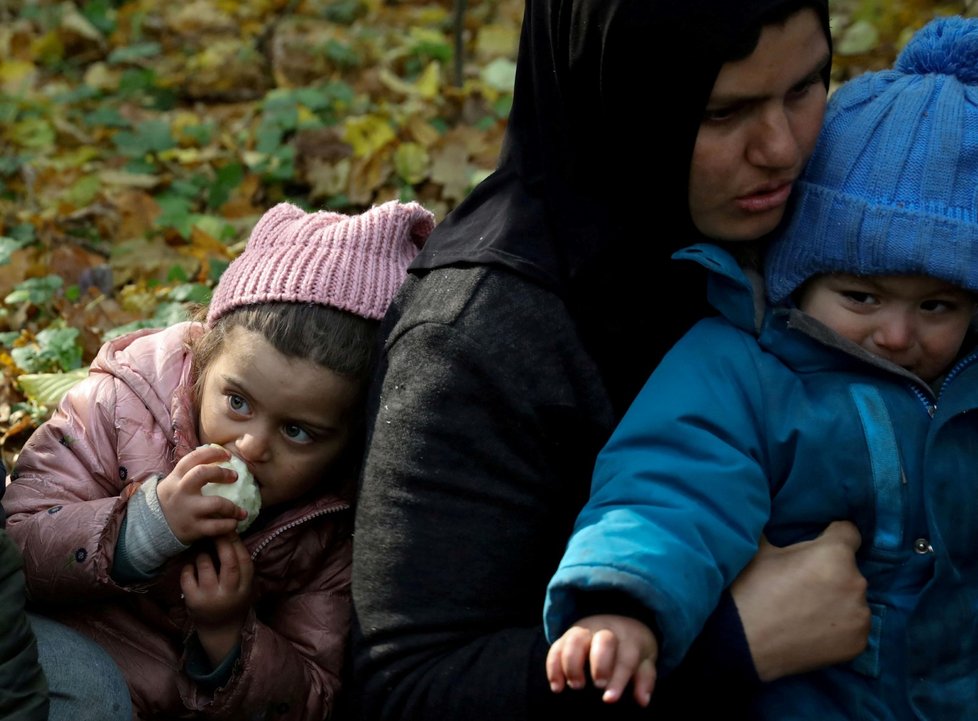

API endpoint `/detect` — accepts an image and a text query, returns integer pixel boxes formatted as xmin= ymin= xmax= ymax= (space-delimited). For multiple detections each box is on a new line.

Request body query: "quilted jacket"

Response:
xmin=3 ymin=322 xmax=352 ymax=721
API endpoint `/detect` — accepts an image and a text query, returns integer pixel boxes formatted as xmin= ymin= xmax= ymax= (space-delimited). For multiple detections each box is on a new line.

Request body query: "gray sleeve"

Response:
xmin=113 ymin=476 xmax=189 ymax=581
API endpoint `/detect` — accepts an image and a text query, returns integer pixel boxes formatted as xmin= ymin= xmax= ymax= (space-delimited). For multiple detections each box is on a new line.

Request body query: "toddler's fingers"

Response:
xmin=588 ymin=628 xmax=618 ymax=689
xmin=631 ymin=657 xmax=656 ymax=708
xmin=599 ymin=640 xmax=639 ymax=704
xmin=546 ymin=640 xmax=568 ymax=693
xmin=558 ymin=626 xmax=593 ymax=690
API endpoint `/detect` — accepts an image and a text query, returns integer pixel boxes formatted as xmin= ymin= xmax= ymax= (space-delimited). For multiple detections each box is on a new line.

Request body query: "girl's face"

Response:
xmin=197 ymin=325 xmax=361 ymax=508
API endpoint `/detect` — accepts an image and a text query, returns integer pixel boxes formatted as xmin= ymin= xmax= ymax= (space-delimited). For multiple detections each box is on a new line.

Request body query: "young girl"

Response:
xmin=2 ymin=199 xmax=434 ymax=720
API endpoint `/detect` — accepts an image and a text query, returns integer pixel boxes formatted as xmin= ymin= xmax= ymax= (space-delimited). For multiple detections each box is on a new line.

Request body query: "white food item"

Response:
xmin=199 ymin=444 xmax=261 ymax=533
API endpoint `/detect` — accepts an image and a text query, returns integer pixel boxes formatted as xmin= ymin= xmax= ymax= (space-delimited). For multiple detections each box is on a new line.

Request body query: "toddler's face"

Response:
xmin=798 ymin=274 xmax=976 ymax=383
xmin=197 ymin=326 xmax=361 ymax=509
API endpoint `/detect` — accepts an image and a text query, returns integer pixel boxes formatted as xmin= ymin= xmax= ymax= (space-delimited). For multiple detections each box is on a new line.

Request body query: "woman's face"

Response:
xmin=688 ymin=7 xmax=830 ymax=241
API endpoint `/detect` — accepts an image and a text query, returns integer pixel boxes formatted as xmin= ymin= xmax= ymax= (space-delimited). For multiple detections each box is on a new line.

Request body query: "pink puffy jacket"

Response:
xmin=4 ymin=322 xmax=352 ymax=720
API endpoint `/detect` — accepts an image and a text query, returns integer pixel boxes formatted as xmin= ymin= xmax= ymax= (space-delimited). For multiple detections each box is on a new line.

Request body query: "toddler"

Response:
xmin=3 ymin=200 xmax=433 ymax=719
xmin=545 ymin=16 xmax=978 ymax=720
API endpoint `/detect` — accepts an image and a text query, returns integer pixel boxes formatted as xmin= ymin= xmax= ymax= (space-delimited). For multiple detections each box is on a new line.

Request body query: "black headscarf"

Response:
xmin=413 ymin=0 xmax=831 ymax=416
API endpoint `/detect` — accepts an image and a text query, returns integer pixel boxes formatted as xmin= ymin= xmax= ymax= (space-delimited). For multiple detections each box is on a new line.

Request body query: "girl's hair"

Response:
xmin=189 ymin=302 xmax=380 ymax=403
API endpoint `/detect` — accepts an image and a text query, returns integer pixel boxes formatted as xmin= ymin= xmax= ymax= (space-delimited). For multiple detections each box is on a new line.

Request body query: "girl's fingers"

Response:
xmin=179 ymin=563 xmax=198 ymax=595
xmin=194 ymin=551 xmax=218 ymax=588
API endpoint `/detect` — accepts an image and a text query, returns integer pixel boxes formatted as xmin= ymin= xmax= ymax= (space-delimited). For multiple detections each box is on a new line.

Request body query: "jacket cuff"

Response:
xmin=113 ymin=476 xmax=188 ymax=581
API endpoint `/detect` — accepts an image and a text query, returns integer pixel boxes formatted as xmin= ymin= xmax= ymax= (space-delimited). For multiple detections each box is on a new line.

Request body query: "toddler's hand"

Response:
xmin=546 ymin=614 xmax=657 ymax=706
xmin=156 ymin=444 xmax=247 ymax=544
xmin=180 ymin=533 xmax=254 ymax=666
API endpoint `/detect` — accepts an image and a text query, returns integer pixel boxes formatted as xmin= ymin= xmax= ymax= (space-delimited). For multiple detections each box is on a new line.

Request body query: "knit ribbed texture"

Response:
xmin=766 ymin=16 xmax=978 ymax=305
xmin=207 ymin=200 xmax=434 ymax=323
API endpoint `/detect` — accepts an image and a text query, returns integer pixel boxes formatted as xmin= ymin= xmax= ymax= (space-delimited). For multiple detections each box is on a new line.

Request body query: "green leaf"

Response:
xmin=207 ymin=162 xmax=244 ymax=210
xmin=11 ymin=326 xmax=82 ymax=373
xmin=324 ymin=0 xmax=365 ymax=25
xmin=17 ymin=368 xmax=90 ymax=407
xmin=104 ymin=302 xmax=191 ymax=339
xmin=167 ymin=283 xmax=211 ymax=304
xmin=0 ymin=236 xmax=28 ymax=265
xmin=155 ymin=194 xmax=194 ymax=237
xmin=113 ymin=119 xmax=176 ymax=158
xmin=107 ymin=42 xmax=162 ymax=65
xmin=325 ymin=40 xmax=361 ymax=69
xmin=5 ymin=276 xmax=63 ymax=306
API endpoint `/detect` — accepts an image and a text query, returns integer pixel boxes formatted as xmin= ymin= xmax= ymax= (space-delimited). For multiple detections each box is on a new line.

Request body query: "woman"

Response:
xmin=352 ymin=1 xmax=869 ymax=718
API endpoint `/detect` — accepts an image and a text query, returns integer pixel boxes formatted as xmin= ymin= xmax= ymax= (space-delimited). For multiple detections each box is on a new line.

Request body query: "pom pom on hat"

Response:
xmin=765 ymin=15 xmax=978 ymax=305
xmin=895 ymin=15 xmax=978 ymax=82
xmin=207 ymin=200 xmax=434 ymax=324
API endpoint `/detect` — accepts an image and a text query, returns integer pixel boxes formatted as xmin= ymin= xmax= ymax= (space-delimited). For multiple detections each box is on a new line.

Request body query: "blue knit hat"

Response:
xmin=765 ymin=16 xmax=978 ymax=305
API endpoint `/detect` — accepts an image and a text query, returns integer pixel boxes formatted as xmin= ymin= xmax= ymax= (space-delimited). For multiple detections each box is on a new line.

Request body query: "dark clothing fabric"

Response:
xmin=352 ymin=267 xmax=756 ymax=721
xmin=0 ymin=471 xmax=49 ymax=721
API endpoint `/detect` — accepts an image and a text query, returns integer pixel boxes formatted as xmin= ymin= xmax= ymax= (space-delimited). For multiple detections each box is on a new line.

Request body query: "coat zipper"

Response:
xmin=906 ymin=351 xmax=978 ymax=417
xmin=249 ymin=503 xmax=349 ymax=560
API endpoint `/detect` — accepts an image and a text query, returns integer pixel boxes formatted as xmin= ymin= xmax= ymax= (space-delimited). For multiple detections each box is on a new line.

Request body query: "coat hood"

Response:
xmin=91 ymin=322 xmax=201 ymax=459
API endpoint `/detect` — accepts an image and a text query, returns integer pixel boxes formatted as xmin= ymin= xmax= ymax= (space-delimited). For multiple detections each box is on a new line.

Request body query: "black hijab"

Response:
xmin=413 ymin=0 xmax=832 ymax=416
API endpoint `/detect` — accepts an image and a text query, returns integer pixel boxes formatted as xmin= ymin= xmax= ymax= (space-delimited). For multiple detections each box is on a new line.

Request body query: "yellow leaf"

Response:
xmin=430 ymin=140 xmax=473 ymax=203
xmin=476 ymin=24 xmax=520 ymax=58
xmin=0 ymin=59 xmax=35 ymax=93
xmin=343 ymin=115 xmax=396 ymax=159
xmin=394 ymin=143 xmax=430 ymax=185
xmin=415 ymin=61 xmax=441 ymax=99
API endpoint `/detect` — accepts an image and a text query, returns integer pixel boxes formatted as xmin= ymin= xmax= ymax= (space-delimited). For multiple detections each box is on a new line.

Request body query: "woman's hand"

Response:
xmin=732 ymin=520 xmax=871 ymax=682
xmin=156 ymin=444 xmax=246 ymax=544
xmin=181 ymin=533 xmax=254 ymax=667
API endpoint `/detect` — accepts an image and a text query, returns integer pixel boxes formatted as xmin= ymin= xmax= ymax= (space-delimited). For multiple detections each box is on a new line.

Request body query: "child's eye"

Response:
xmin=840 ymin=290 xmax=877 ymax=305
xmin=283 ymin=423 xmax=312 ymax=444
xmin=920 ymin=299 xmax=955 ymax=313
xmin=227 ymin=394 xmax=250 ymax=414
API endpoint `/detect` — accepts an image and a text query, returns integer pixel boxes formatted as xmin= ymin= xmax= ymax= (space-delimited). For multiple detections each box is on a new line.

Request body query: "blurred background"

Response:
xmin=0 ymin=0 xmax=973 ymax=465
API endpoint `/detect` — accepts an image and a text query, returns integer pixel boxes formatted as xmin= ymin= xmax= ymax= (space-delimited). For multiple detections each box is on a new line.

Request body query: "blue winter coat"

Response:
xmin=544 ymin=243 xmax=978 ymax=721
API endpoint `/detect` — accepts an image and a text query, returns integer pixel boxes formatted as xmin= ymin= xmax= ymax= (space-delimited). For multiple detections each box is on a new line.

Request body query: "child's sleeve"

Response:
xmin=3 ymin=372 xmax=138 ymax=599
xmin=112 ymin=476 xmax=189 ymax=583
xmin=544 ymin=319 xmax=774 ymax=672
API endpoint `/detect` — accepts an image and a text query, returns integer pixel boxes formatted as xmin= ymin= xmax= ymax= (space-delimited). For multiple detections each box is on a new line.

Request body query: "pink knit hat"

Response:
xmin=207 ymin=200 xmax=434 ymax=324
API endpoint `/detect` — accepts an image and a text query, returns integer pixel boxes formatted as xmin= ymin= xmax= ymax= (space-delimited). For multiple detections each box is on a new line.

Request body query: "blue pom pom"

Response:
xmin=895 ymin=16 xmax=978 ymax=84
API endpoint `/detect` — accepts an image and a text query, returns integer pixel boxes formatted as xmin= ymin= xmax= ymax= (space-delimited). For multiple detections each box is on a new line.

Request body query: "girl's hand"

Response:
xmin=546 ymin=614 xmax=657 ymax=707
xmin=156 ymin=444 xmax=247 ymax=544
xmin=180 ymin=533 xmax=254 ymax=667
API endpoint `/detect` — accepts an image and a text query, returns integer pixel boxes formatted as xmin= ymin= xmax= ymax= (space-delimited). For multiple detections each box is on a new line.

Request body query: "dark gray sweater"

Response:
xmin=351 ymin=265 xmax=754 ymax=721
